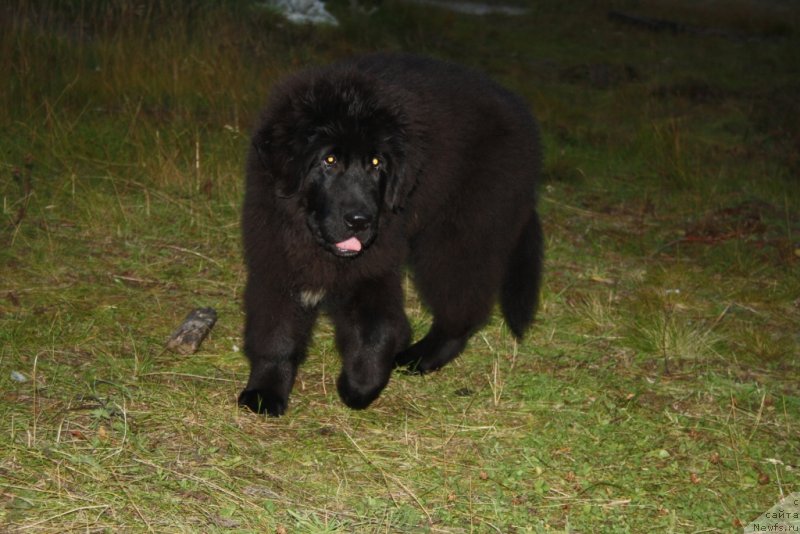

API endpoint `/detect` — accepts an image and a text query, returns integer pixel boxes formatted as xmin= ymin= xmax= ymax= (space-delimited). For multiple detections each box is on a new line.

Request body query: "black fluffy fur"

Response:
xmin=239 ymin=53 xmax=544 ymax=416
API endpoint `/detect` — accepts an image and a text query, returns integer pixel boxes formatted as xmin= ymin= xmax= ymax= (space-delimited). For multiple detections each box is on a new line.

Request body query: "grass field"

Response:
xmin=1 ymin=0 xmax=798 ymax=531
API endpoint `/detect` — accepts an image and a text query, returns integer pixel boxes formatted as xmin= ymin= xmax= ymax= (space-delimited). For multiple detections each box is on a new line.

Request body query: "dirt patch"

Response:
xmin=679 ymin=200 xmax=800 ymax=263
xmin=559 ymin=63 xmax=640 ymax=90
xmin=652 ymin=79 xmax=732 ymax=103
xmin=751 ymin=84 xmax=800 ymax=174
xmin=684 ymin=200 xmax=771 ymax=242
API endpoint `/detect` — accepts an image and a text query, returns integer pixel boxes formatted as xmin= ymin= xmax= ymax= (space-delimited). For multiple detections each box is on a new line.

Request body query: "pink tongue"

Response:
xmin=335 ymin=237 xmax=362 ymax=252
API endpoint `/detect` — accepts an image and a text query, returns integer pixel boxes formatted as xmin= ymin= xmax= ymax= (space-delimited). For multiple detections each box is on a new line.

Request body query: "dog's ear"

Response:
xmin=251 ymin=129 xmax=271 ymax=171
xmin=251 ymin=120 xmax=304 ymax=199
xmin=384 ymin=139 xmax=422 ymax=212
xmin=385 ymin=160 xmax=411 ymax=212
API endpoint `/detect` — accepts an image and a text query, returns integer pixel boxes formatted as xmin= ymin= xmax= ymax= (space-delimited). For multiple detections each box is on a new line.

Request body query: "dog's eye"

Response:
xmin=323 ymin=154 xmax=337 ymax=166
xmin=370 ymin=157 xmax=381 ymax=169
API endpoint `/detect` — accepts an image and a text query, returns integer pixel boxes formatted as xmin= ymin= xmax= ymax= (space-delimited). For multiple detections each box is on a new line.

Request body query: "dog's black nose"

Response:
xmin=344 ymin=212 xmax=372 ymax=232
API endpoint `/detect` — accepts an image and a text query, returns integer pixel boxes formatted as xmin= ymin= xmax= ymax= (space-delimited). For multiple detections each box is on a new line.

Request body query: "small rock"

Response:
xmin=10 ymin=371 xmax=27 ymax=383
xmin=258 ymin=0 xmax=338 ymax=26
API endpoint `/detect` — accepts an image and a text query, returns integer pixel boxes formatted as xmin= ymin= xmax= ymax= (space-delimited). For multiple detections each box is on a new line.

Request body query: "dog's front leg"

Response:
xmin=329 ymin=274 xmax=410 ymax=410
xmin=238 ymin=280 xmax=316 ymax=417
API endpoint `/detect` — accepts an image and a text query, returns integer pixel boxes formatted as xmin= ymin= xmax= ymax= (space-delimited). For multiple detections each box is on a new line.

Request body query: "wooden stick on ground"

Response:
xmin=165 ymin=307 xmax=218 ymax=354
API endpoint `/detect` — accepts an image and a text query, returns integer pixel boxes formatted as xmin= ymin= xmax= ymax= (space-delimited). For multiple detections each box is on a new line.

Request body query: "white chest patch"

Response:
xmin=299 ymin=288 xmax=326 ymax=308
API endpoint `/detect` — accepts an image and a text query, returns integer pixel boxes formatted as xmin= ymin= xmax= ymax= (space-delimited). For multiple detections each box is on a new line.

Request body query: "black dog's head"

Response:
xmin=304 ymin=145 xmax=385 ymax=257
xmin=252 ymin=70 xmax=415 ymax=258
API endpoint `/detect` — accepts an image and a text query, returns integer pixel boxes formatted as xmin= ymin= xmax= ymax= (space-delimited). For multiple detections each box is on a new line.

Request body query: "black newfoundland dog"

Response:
xmin=239 ymin=53 xmax=543 ymax=416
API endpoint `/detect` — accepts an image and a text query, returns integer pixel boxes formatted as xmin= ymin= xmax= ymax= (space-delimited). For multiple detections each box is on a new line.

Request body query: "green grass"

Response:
xmin=1 ymin=0 xmax=798 ymax=531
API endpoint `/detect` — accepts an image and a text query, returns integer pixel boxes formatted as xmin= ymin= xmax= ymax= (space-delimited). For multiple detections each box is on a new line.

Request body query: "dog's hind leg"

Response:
xmin=396 ymin=197 xmax=536 ymax=374
xmin=395 ymin=242 xmax=499 ymax=373
xmin=394 ymin=323 xmax=472 ymax=374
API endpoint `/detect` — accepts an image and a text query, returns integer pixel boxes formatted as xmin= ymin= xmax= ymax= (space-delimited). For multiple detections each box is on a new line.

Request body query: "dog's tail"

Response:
xmin=500 ymin=211 xmax=544 ymax=339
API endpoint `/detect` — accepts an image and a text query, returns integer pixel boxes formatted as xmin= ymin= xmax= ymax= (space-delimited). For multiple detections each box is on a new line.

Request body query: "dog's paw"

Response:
xmin=395 ymin=334 xmax=466 ymax=375
xmin=238 ymin=389 xmax=288 ymax=417
xmin=394 ymin=345 xmax=423 ymax=370
xmin=337 ymin=374 xmax=386 ymax=410
xmin=397 ymin=356 xmax=441 ymax=375
xmin=394 ymin=348 xmax=438 ymax=375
